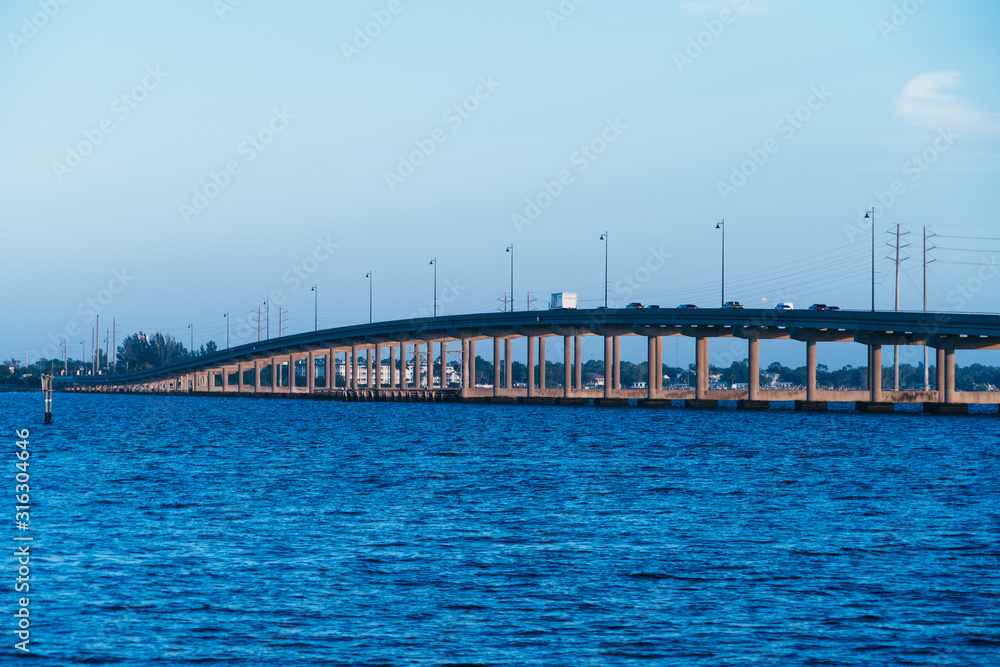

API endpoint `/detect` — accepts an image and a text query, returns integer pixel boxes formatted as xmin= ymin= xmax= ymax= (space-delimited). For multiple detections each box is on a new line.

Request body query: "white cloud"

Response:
xmin=895 ymin=71 xmax=1000 ymax=138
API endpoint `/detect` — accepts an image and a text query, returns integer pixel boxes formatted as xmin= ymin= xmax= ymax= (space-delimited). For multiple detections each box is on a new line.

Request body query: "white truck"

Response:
xmin=549 ymin=292 xmax=578 ymax=310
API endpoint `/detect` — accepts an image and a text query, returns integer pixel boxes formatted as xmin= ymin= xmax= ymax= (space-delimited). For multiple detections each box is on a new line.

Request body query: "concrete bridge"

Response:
xmin=58 ymin=308 xmax=1000 ymax=413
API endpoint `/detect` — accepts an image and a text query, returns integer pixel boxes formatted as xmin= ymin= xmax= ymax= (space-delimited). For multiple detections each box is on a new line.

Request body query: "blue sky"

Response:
xmin=2 ymin=0 xmax=999 ymax=369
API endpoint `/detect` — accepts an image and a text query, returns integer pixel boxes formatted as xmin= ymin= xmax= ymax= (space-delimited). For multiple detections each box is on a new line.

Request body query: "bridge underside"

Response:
xmin=61 ymin=319 xmax=1000 ymax=409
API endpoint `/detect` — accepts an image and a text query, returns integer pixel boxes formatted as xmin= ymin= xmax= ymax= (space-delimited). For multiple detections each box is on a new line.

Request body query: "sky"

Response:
xmin=2 ymin=0 xmax=999 ymax=370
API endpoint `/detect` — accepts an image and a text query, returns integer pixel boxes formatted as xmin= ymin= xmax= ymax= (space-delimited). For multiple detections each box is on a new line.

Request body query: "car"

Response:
xmin=677 ymin=304 xmax=698 ymax=309
xmin=809 ymin=304 xmax=829 ymax=311
xmin=775 ymin=302 xmax=794 ymax=310
xmin=648 ymin=304 xmax=660 ymax=309
xmin=829 ymin=305 xmax=841 ymax=311
xmin=723 ymin=301 xmax=744 ymax=309
xmin=626 ymin=302 xmax=644 ymax=309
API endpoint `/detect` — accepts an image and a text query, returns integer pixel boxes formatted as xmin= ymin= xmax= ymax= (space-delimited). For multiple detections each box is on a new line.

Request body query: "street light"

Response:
xmin=716 ymin=219 xmax=725 ymax=307
xmin=188 ymin=323 xmax=193 ymax=354
xmin=865 ymin=208 xmax=875 ymax=312
xmin=429 ymin=258 xmax=437 ymax=317
xmin=263 ymin=299 xmax=269 ymax=339
xmin=311 ymin=285 xmax=318 ymax=331
xmin=224 ymin=312 xmax=229 ymax=349
xmin=505 ymin=245 xmax=514 ymax=312
xmin=599 ymin=232 xmax=608 ymax=307
xmin=365 ymin=271 xmax=373 ymax=323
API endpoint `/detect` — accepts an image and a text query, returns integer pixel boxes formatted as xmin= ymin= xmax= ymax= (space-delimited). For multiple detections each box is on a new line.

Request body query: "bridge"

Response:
xmin=58 ymin=308 xmax=1000 ymax=413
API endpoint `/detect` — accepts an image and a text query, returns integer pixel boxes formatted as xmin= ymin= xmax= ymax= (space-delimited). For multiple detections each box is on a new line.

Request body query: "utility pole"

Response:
xmin=63 ymin=340 xmax=67 ymax=375
xmin=366 ymin=271 xmax=373 ymax=323
xmin=258 ymin=305 xmax=261 ymax=342
xmin=923 ymin=226 xmax=929 ymax=386
xmin=894 ymin=223 xmax=901 ymax=391
xmin=95 ymin=315 xmax=99 ymax=374
xmin=279 ymin=306 xmax=283 ymax=337
xmin=224 ymin=312 xmax=229 ymax=349
xmin=505 ymin=245 xmax=514 ymax=312
xmin=105 ymin=326 xmax=109 ymax=374
xmin=188 ymin=324 xmax=193 ymax=354
xmin=265 ymin=300 xmax=270 ymax=339
xmin=429 ymin=259 xmax=438 ymax=317
xmin=311 ymin=286 xmax=318 ymax=331
xmin=112 ymin=318 xmax=116 ymax=373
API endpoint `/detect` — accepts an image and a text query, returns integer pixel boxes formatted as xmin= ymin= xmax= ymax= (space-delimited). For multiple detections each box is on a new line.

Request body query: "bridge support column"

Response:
xmin=945 ymin=348 xmax=956 ymax=403
xmin=527 ymin=336 xmax=536 ymax=397
xmin=870 ymin=345 xmax=883 ymax=403
xmin=223 ymin=368 xmax=231 ymax=393
xmin=505 ymin=338 xmax=513 ymax=393
xmin=806 ymin=340 xmax=817 ymax=401
xmin=647 ymin=336 xmax=655 ymax=399
xmin=748 ymin=338 xmax=760 ymax=401
xmin=563 ymin=336 xmax=572 ymax=398
xmin=365 ymin=347 xmax=373 ymax=390
xmin=493 ymin=338 xmax=501 ymax=397
xmin=652 ymin=336 xmax=663 ymax=398
xmin=604 ymin=336 xmax=612 ymax=398
xmin=613 ymin=336 xmax=621 ymax=391
xmin=308 ymin=352 xmax=315 ymax=393
xmin=936 ymin=348 xmax=945 ymax=402
xmin=466 ymin=340 xmax=474 ymax=390
xmin=288 ymin=354 xmax=295 ymax=393
xmin=574 ymin=336 xmax=583 ymax=392
xmin=374 ymin=344 xmax=382 ymax=390
xmin=237 ymin=363 xmax=245 ymax=394
xmin=349 ymin=346 xmax=357 ymax=390
xmin=538 ymin=337 xmax=546 ymax=389
xmin=695 ymin=337 xmax=708 ymax=399
xmin=387 ymin=345 xmax=395 ymax=390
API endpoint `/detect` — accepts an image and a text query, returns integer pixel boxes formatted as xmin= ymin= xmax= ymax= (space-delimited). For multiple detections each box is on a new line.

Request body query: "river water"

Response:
xmin=2 ymin=393 xmax=998 ymax=665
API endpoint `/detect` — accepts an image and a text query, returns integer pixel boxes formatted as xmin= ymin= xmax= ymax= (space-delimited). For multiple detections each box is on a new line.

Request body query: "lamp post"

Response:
xmin=599 ymin=232 xmax=608 ymax=307
xmin=429 ymin=258 xmax=437 ymax=317
xmin=365 ymin=271 xmax=373 ymax=323
xmin=716 ymin=219 xmax=725 ymax=307
xmin=505 ymin=245 xmax=514 ymax=312
xmin=188 ymin=324 xmax=193 ymax=354
xmin=224 ymin=312 xmax=229 ymax=349
xmin=311 ymin=285 xmax=318 ymax=331
xmin=865 ymin=208 xmax=875 ymax=312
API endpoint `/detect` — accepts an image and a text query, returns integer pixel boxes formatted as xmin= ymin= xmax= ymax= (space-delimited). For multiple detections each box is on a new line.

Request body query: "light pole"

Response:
xmin=429 ymin=258 xmax=437 ymax=317
xmin=224 ymin=312 xmax=229 ymax=349
xmin=505 ymin=245 xmax=514 ymax=312
xmin=599 ymin=232 xmax=608 ymax=307
xmin=716 ymin=219 xmax=725 ymax=306
xmin=865 ymin=208 xmax=875 ymax=312
xmin=264 ymin=299 xmax=270 ymax=339
xmin=366 ymin=271 xmax=373 ymax=323
xmin=188 ymin=324 xmax=193 ymax=354
xmin=311 ymin=285 xmax=318 ymax=331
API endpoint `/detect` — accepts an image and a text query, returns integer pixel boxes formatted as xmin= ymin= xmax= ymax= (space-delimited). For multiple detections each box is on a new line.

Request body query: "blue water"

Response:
xmin=2 ymin=393 xmax=998 ymax=665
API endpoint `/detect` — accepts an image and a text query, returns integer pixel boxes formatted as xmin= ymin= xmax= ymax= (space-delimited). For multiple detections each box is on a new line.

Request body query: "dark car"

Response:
xmin=648 ymin=305 xmax=660 ymax=309
xmin=723 ymin=301 xmax=744 ymax=309
xmin=829 ymin=305 xmax=841 ymax=311
xmin=626 ymin=302 xmax=644 ymax=309
xmin=677 ymin=304 xmax=698 ymax=309
xmin=809 ymin=304 xmax=829 ymax=311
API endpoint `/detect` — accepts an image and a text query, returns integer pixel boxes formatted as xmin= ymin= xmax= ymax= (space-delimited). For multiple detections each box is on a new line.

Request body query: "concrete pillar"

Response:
xmin=654 ymin=336 xmax=662 ymax=392
xmin=389 ymin=345 xmax=396 ymax=390
xmin=936 ymin=348 xmax=945 ymax=403
xmin=806 ymin=340 xmax=817 ymax=401
xmin=288 ymin=354 xmax=294 ymax=392
xmin=604 ymin=336 xmax=613 ymax=398
xmin=468 ymin=340 xmax=475 ymax=389
xmin=223 ymin=368 xmax=230 ymax=393
xmin=695 ymin=337 xmax=708 ymax=399
xmin=493 ymin=337 xmax=501 ymax=397
xmin=254 ymin=360 xmax=260 ymax=393
xmin=350 ymin=346 xmax=358 ymax=390
xmin=871 ymin=345 xmax=883 ymax=403
xmin=538 ymin=337 xmax=546 ymax=389
xmin=308 ymin=352 xmax=315 ymax=393
xmin=647 ymin=336 xmax=655 ymax=399
xmin=527 ymin=336 xmax=536 ymax=397
xmin=505 ymin=338 xmax=513 ymax=390
xmin=563 ymin=336 xmax=572 ymax=398
xmin=366 ymin=346 xmax=374 ymax=390
xmin=945 ymin=348 xmax=956 ymax=404
xmin=613 ymin=336 xmax=621 ymax=390
xmin=748 ymin=338 xmax=759 ymax=401
xmin=574 ymin=336 xmax=583 ymax=391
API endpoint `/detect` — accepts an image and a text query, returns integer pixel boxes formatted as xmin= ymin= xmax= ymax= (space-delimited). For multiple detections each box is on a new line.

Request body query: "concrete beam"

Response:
xmin=928 ymin=335 xmax=1000 ymax=351
xmin=482 ymin=326 xmax=518 ymax=338
xmin=735 ymin=326 xmax=791 ymax=340
xmin=552 ymin=324 xmax=592 ymax=337
xmin=681 ymin=325 xmax=734 ymax=338
xmin=591 ymin=325 xmax=635 ymax=337
xmin=791 ymin=328 xmax=855 ymax=342
xmin=634 ymin=324 xmax=683 ymax=337
xmin=855 ymin=331 xmax=927 ymax=346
